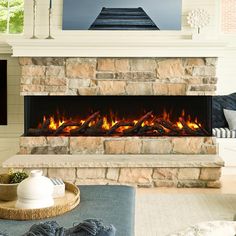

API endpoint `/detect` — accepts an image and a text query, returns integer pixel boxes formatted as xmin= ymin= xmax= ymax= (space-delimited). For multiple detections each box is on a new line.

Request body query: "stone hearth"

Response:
xmin=3 ymin=56 xmax=223 ymax=187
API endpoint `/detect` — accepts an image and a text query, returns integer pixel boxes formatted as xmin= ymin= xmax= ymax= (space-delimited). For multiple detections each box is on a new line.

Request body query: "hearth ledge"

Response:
xmin=3 ymin=154 xmax=224 ymax=168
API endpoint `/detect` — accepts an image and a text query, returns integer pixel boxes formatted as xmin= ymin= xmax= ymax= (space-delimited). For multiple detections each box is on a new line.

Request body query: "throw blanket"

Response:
xmin=0 ymin=219 xmax=116 ymax=236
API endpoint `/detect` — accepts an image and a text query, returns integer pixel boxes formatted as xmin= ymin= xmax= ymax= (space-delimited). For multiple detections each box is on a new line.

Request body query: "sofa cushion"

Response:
xmin=224 ymin=109 xmax=236 ymax=130
xmin=212 ymin=93 xmax=236 ymax=128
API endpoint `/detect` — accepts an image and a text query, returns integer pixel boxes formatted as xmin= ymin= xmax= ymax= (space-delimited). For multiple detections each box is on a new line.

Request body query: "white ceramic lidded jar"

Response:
xmin=16 ymin=170 xmax=54 ymax=209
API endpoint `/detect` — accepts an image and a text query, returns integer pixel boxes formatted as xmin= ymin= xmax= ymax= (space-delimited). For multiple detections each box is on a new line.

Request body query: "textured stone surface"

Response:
xmin=119 ymin=168 xmax=153 ymax=184
xmin=126 ymin=82 xmax=153 ymax=95
xmin=153 ymin=168 xmax=178 ymax=180
xmin=76 ymin=168 xmax=106 ymax=179
xmin=97 ymin=58 xmax=115 ymax=71
xmin=130 ymin=59 xmax=156 ymax=71
xmin=154 ymin=180 xmax=176 ymax=187
xmin=104 ymin=140 xmax=125 ymax=154
xmin=48 ymin=168 xmax=76 ymax=181
xmin=98 ymin=81 xmax=126 ymax=95
xmin=106 ymin=168 xmax=120 ymax=181
xmin=142 ymin=139 xmax=172 ymax=154
xmin=200 ymin=168 xmax=221 ymax=180
xmin=172 ymin=138 xmax=203 ymax=154
xmin=66 ymin=58 xmax=96 ymax=79
xmin=157 ymin=59 xmax=185 ymax=78
xmin=20 ymin=137 xmax=217 ymax=155
xmin=70 ymin=137 xmax=104 ymax=154
xmin=19 ymin=57 xmax=217 ymax=95
xmin=178 ymin=168 xmax=200 ymax=180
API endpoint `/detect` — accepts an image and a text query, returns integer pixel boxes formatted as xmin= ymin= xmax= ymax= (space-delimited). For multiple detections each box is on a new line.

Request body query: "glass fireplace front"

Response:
xmin=24 ymin=96 xmax=212 ymax=137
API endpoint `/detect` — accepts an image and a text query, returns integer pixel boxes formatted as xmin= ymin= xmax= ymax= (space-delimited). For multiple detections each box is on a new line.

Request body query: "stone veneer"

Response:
xmin=19 ymin=137 xmax=217 ymax=155
xmin=19 ymin=57 xmax=217 ymax=96
xmin=10 ymin=56 xmax=222 ymax=188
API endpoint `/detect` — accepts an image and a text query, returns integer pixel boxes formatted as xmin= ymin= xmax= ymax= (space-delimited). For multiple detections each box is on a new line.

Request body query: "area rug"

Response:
xmin=136 ymin=193 xmax=236 ymax=236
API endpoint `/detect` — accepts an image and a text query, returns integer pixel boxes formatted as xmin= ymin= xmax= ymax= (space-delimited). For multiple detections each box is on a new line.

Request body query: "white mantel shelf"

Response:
xmin=7 ymin=38 xmax=227 ymax=57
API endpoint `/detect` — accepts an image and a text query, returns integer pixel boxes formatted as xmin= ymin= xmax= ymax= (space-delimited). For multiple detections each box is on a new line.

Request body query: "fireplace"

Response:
xmin=24 ymin=95 xmax=212 ymax=137
xmin=3 ymin=57 xmax=223 ymax=188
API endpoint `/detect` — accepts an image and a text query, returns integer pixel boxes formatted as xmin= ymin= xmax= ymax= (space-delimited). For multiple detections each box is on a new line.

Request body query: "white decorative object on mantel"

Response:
xmin=187 ymin=9 xmax=210 ymax=40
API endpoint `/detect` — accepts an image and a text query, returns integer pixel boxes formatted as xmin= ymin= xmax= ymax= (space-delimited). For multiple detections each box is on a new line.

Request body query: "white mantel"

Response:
xmin=7 ymin=33 xmax=227 ymax=57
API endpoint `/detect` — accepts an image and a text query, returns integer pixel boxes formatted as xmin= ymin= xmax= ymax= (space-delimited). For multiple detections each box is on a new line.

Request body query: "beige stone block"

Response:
xmin=178 ymin=168 xmax=200 ymax=180
xmin=46 ymin=66 xmax=65 ymax=77
xmin=192 ymin=67 xmax=216 ymax=76
xmin=98 ymin=81 xmax=126 ymax=95
xmin=45 ymin=77 xmax=66 ymax=86
xmin=104 ymin=140 xmax=125 ymax=154
xmin=200 ymin=168 xmax=221 ymax=181
xmin=77 ymin=168 xmax=106 ymax=179
xmin=21 ymin=76 xmax=42 ymax=85
xmin=70 ymin=137 xmax=104 ymax=154
xmin=124 ymin=139 xmax=142 ymax=154
xmin=78 ymin=87 xmax=99 ymax=95
xmin=96 ymin=73 xmax=114 ymax=80
xmin=126 ymin=82 xmax=152 ymax=95
xmin=68 ymin=78 xmax=91 ymax=88
xmin=119 ymin=168 xmax=153 ymax=184
xmin=184 ymin=58 xmax=205 ymax=66
xmin=202 ymin=144 xmax=217 ymax=154
xmin=153 ymin=168 xmax=178 ymax=180
xmin=142 ymin=139 xmax=172 ymax=154
xmin=21 ymin=84 xmax=44 ymax=92
xmin=205 ymin=58 xmax=217 ymax=66
xmin=20 ymin=137 xmax=47 ymax=147
xmin=32 ymin=58 xmax=65 ymax=66
xmin=22 ymin=65 xmax=46 ymax=77
xmin=97 ymin=58 xmax=115 ymax=71
xmin=168 ymin=84 xmax=186 ymax=95
xmin=66 ymin=58 xmax=96 ymax=79
xmin=115 ymin=59 xmax=130 ymax=71
xmin=177 ymin=180 xmax=206 ymax=188
xmin=46 ymin=137 xmax=69 ymax=147
xmin=206 ymin=180 xmax=221 ymax=188
xmin=172 ymin=137 xmax=203 ymax=154
xmin=188 ymin=85 xmax=217 ymax=92
xmin=130 ymin=59 xmax=156 ymax=71
xmin=106 ymin=168 xmax=120 ymax=181
xmin=154 ymin=180 xmax=176 ymax=187
xmin=48 ymin=168 xmax=76 ymax=181
xmin=18 ymin=57 xmax=33 ymax=65
xmin=44 ymin=86 xmax=67 ymax=93
xmin=153 ymin=83 xmax=168 ymax=95
xmin=157 ymin=59 xmax=185 ymax=78
xmin=204 ymin=137 xmax=216 ymax=145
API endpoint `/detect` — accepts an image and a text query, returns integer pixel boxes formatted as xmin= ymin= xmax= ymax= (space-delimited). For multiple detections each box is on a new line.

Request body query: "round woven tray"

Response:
xmin=0 ymin=182 xmax=80 ymax=220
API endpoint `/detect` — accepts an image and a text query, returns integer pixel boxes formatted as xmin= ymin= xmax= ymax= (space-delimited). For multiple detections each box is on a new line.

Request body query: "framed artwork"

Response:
xmin=0 ymin=60 xmax=7 ymax=125
xmin=63 ymin=0 xmax=182 ymax=30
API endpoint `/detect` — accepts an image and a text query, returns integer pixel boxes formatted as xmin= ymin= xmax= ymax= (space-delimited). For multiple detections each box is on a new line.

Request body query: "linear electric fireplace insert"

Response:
xmin=24 ymin=96 xmax=212 ymax=137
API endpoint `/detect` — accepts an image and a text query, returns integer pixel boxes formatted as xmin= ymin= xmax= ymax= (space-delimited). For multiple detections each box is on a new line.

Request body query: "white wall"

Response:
xmin=0 ymin=55 xmax=23 ymax=166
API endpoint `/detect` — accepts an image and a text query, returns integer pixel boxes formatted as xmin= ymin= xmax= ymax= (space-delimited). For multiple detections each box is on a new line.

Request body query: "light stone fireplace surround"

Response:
xmin=3 ymin=57 xmax=224 ymax=188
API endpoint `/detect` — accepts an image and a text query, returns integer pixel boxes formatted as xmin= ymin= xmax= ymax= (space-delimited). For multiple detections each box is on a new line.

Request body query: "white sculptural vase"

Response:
xmin=16 ymin=170 xmax=54 ymax=209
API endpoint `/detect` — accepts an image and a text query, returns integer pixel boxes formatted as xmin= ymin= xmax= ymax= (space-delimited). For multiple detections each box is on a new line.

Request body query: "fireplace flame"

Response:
xmin=32 ymin=109 xmax=209 ymax=136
